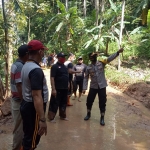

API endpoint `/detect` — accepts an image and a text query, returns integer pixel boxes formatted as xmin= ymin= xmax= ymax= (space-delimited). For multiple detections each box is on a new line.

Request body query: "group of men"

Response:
xmin=11 ymin=40 xmax=48 ymax=150
xmin=48 ymin=52 xmax=87 ymax=122
xmin=10 ymin=39 xmax=123 ymax=150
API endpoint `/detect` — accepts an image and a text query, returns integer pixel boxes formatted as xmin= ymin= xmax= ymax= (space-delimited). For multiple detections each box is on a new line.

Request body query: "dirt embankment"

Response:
xmin=109 ymin=81 xmax=150 ymax=110
xmin=124 ymin=82 xmax=150 ymax=109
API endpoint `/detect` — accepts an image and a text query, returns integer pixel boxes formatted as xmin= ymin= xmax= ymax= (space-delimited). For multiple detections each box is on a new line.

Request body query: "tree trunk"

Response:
xmin=28 ymin=15 xmax=31 ymax=42
xmin=100 ymin=0 xmax=105 ymax=26
xmin=105 ymin=38 xmax=110 ymax=55
xmin=2 ymin=0 xmax=11 ymax=97
xmin=118 ymin=0 xmax=125 ymax=71
xmin=83 ymin=0 xmax=87 ymax=18
xmin=0 ymin=75 xmax=5 ymax=103
xmin=99 ymin=0 xmax=105 ymax=36
xmin=95 ymin=0 xmax=99 ymax=26
xmin=141 ymin=8 xmax=148 ymax=26
xmin=65 ymin=0 xmax=68 ymax=11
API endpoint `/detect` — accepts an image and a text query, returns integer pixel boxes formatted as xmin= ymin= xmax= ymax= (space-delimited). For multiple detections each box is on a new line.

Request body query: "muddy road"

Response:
xmin=0 ymin=70 xmax=150 ymax=150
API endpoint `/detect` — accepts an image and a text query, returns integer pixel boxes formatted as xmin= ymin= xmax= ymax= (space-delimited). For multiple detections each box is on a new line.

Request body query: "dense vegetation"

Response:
xmin=0 ymin=0 xmax=150 ymax=99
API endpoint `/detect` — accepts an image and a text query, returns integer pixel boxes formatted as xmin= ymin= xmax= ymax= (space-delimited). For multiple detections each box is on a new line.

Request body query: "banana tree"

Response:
xmin=83 ymin=0 xmax=122 ymax=52
xmin=48 ymin=1 xmax=84 ymax=52
xmin=135 ymin=0 xmax=150 ymax=26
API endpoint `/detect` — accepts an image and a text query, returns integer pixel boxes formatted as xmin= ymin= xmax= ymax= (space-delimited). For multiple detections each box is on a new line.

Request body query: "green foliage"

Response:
xmin=0 ymin=58 xmax=5 ymax=82
xmin=0 ymin=0 xmax=150 ymax=74
xmin=105 ymin=65 xmax=136 ymax=87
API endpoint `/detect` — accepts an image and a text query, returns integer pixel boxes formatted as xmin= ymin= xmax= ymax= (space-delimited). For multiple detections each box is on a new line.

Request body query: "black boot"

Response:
xmin=100 ymin=116 xmax=105 ymax=126
xmin=84 ymin=112 xmax=91 ymax=120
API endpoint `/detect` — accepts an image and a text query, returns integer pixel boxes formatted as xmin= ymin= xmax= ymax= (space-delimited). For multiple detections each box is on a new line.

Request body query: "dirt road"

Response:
xmin=0 ymin=70 xmax=150 ymax=150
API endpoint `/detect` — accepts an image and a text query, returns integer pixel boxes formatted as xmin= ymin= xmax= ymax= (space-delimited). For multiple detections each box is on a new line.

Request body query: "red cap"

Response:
xmin=28 ymin=40 xmax=48 ymax=51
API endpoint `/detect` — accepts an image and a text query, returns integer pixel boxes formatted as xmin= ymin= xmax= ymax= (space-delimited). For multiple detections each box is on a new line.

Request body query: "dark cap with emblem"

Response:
xmin=88 ymin=52 xmax=98 ymax=58
xmin=78 ymin=56 xmax=83 ymax=60
xmin=18 ymin=44 xmax=28 ymax=57
xmin=57 ymin=52 xmax=67 ymax=57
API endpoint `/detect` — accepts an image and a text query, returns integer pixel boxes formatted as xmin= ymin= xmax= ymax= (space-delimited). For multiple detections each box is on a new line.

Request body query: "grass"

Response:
xmin=105 ymin=65 xmax=138 ymax=90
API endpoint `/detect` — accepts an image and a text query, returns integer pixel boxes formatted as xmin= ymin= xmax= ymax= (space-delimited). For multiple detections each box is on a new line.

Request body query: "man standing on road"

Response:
xmin=64 ymin=53 xmax=81 ymax=106
xmin=83 ymin=48 xmax=123 ymax=126
xmin=72 ymin=56 xmax=87 ymax=102
xmin=20 ymin=40 xmax=49 ymax=150
xmin=48 ymin=52 xmax=69 ymax=122
xmin=10 ymin=44 xmax=28 ymax=150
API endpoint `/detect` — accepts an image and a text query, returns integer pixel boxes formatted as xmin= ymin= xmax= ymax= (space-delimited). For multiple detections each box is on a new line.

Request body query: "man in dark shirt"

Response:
xmin=48 ymin=52 xmax=69 ymax=122
xmin=20 ymin=40 xmax=48 ymax=150
xmin=72 ymin=57 xmax=87 ymax=102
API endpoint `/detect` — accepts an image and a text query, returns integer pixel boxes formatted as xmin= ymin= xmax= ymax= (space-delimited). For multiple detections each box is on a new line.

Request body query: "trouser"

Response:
xmin=73 ymin=80 xmax=83 ymax=93
xmin=68 ymin=80 xmax=73 ymax=96
xmin=49 ymin=89 xmax=68 ymax=119
xmin=20 ymin=100 xmax=46 ymax=150
xmin=11 ymin=99 xmax=23 ymax=150
xmin=86 ymin=87 xmax=107 ymax=113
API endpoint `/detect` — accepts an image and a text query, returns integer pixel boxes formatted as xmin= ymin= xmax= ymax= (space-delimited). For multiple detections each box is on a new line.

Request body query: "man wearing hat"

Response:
xmin=72 ymin=56 xmax=87 ymax=102
xmin=83 ymin=48 xmax=123 ymax=126
xmin=20 ymin=40 xmax=49 ymax=150
xmin=10 ymin=44 xmax=29 ymax=150
xmin=48 ymin=52 xmax=69 ymax=122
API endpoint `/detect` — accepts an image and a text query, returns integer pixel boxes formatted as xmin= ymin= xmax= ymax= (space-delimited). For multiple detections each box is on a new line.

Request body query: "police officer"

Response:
xmin=82 ymin=48 xmax=123 ymax=126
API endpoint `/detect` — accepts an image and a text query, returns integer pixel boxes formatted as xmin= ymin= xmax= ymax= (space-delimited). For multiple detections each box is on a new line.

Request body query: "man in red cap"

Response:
xmin=20 ymin=40 xmax=49 ymax=150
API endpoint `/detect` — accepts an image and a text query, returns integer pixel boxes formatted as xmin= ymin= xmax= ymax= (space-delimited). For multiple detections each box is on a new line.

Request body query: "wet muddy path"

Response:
xmin=0 ymin=70 xmax=150 ymax=150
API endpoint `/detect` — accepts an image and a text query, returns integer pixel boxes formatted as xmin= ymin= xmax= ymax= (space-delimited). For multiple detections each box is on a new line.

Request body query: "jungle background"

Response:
xmin=0 ymin=0 xmax=150 ymax=118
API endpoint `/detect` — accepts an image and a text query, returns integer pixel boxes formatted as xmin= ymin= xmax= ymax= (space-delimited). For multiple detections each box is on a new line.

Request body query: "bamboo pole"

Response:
xmin=118 ymin=0 xmax=125 ymax=70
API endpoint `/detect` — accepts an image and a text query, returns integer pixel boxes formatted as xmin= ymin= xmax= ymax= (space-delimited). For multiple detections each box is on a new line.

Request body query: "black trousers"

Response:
xmin=86 ymin=87 xmax=107 ymax=113
xmin=68 ymin=80 xmax=73 ymax=96
xmin=73 ymin=80 xmax=83 ymax=93
xmin=49 ymin=89 xmax=68 ymax=119
xmin=20 ymin=100 xmax=46 ymax=150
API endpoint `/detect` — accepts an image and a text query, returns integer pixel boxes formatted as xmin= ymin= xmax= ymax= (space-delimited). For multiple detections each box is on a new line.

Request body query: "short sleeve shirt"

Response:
xmin=10 ymin=59 xmax=24 ymax=100
xmin=74 ymin=63 xmax=87 ymax=81
xmin=51 ymin=62 xmax=69 ymax=89
xmin=29 ymin=68 xmax=44 ymax=90
xmin=21 ymin=61 xmax=49 ymax=103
